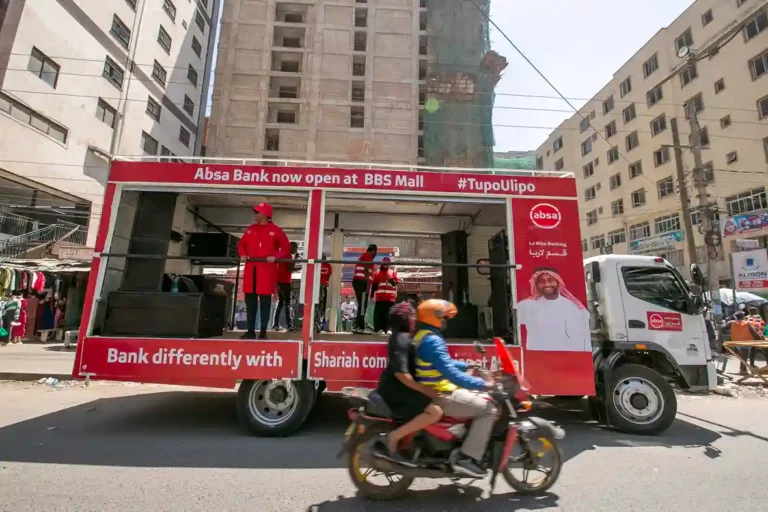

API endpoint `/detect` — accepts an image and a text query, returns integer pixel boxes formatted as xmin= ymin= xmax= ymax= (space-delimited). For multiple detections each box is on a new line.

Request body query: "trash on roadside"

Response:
xmin=44 ymin=377 xmax=59 ymax=386
xmin=713 ymin=384 xmax=737 ymax=397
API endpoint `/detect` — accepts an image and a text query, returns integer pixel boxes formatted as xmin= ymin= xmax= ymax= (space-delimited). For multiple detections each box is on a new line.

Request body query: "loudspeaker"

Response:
xmin=443 ymin=304 xmax=479 ymax=339
xmin=441 ymin=230 xmax=469 ymax=306
xmin=188 ymin=233 xmax=240 ymax=264
xmin=488 ymin=230 xmax=513 ymax=337
xmin=122 ymin=192 xmax=178 ymax=291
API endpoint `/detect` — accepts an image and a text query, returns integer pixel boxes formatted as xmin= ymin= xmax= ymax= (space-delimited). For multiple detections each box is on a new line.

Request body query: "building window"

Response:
xmin=611 ymin=199 xmax=624 ymax=216
xmin=351 ymin=81 xmax=365 ymax=102
xmin=281 ymin=60 xmax=300 ymax=72
xmin=354 ymin=32 xmax=367 ymax=52
xmin=622 ymin=103 xmax=636 ymax=123
xmin=278 ymin=86 xmax=297 ymax=98
xmin=625 ymin=131 xmax=639 ymax=151
xmin=629 ymin=221 xmax=650 ymax=241
xmin=141 ymin=131 xmax=159 ymax=155
xmin=582 ymin=239 xmax=588 ymax=253
xmin=675 ymin=28 xmax=694 ymax=53
xmin=152 ymin=60 xmax=167 ymax=87
xmin=629 ymin=160 xmax=643 ymax=178
xmin=684 ymin=93 xmax=704 ymax=117
xmin=605 ymin=120 xmax=616 ymax=138
xmin=536 ymin=156 xmax=543 ymax=170
xmin=110 ymin=15 xmax=131 ymax=49
xmin=103 ymin=56 xmax=124 ymax=89
xmin=188 ymin=65 xmax=198 ymax=87
xmin=643 ymin=53 xmax=659 ymax=77
xmin=0 ymin=92 xmax=68 ymax=143
xmin=586 ymin=210 xmax=598 ymax=226
xmin=631 ymin=189 xmax=647 ymax=208
xmin=284 ymin=12 xmax=303 ymax=23
xmin=579 ymin=117 xmax=590 ymax=133
xmin=714 ymin=78 xmax=725 ymax=93
xmin=720 ymin=115 xmax=732 ymax=128
xmin=95 ymin=98 xmax=116 ymax=128
xmin=419 ymin=35 xmax=427 ymax=56
xmin=583 ymin=161 xmax=594 ymax=178
xmin=702 ymin=9 xmax=713 ymax=26
xmin=146 ymin=96 xmax=161 ymax=121
xmin=265 ymin=129 xmax=280 ymax=151
xmin=590 ymin=235 xmax=605 ymax=251
xmin=277 ymin=110 xmax=296 ymax=124
xmin=163 ymin=0 xmax=176 ymax=21
xmin=28 ymin=48 xmax=60 ymax=88
xmin=655 ymin=213 xmax=681 ymax=234
xmin=350 ymin=106 xmax=364 ymax=128
xmin=738 ymin=0 xmax=747 ymax=7
xmin=744 ymin=9 xmax=767 ymax=41
xmin=680 ymin=64 xmax=698 ymax=87
xmin=352 ymin=55 xmax=366 ymax=76
xmin=160 ymin=146 xmax=172 ymax=158
xmin=125 ymin=0 xmax=137 ymax=11
xmin=192 ymin=37 xmax=202 ymax=58
xmin=654 ymin=147 xmax=670 ymax=166
xmin=620 ymin=77 xmax=632 ymax=97
xmin=726 ymin=187 xmax=767 ymax=215
xmin=693 ymin=126 xmax=710 ymax=146
xmin=418 ymin=111 xmax=424 ymax=131
xmin=726 ymin=151 xmax=738 ymax=164
xmin=602 ymin=95 xmax=614 ymax=114
xmin=554 ymin=157 xmax=564 ymax=171
xmin=647 ymin=85 xmax=663 ymax=106
xmin=759 ymin=95 xmax=768 ymax=118
xmin=183 ymin=95 xmax=194 ymax=117
xmin=179 ymin=126 xmax=191 ymax=147
xmin=553 ymin=136 xmax=563 ymax=152
xmin=657 ymin=176 xmax=675 ymax=198
xmin=609 ymin=228 xmax=626 ymax=245
xmin=650 ymin=114 xmax=666 ymax=136
xmin=607 ymin=146 xmax=619 ymax=164
xmin=585 ymin=186 xmax=596 ymax=201
xmin=418 ymin=135 xmax=424 ymax=158
xmin=765 ymin=136 xmax=768 ymax=162
xmin=594 ymin=157 xmax=600 ymax=167
xmin=609 ymin=173 xmax=622 ymax=190
xmin=701 ymin=161 xmax=715 ymax=184
xmin=354 ymin=8 xmax=368 ymax=27
xmin=750 ymin=48 xmax=768 ymax=80
xmin=581 ymin=138 xmax=592 ymax=156
xmin=195 ymin=10 xmax=205 ymax=33
xmin=156 ymin=26 xmax=172 ymax=54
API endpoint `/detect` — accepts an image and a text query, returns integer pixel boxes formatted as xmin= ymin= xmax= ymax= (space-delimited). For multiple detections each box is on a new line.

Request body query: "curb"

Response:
xmin=0 ymin=372 xmax=73 ymax=382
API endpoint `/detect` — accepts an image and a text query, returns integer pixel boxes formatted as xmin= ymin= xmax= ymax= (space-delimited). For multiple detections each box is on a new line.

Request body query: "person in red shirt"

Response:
xmin=352 ymin=244 xmax=377 ymax=333
xmin=237 ymin=202 xmax=290 ymax=339
xmin=372 ymin=257 xmax=400 ymax=333
xmin=273 ymin=241 xmax=299 ymax=331
xmin=315 ymin=254 xmax=333 ymax=333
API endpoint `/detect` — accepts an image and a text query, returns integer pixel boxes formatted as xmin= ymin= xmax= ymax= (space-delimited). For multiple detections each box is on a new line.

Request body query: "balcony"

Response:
xmin=269 ymin=76 xmax=302 ymax=100
xmin=273 ymin=26 xmax=306 ymax=49
xmin=271 ymin=51 xmax=303 ymax=73
xmin=275 ymin=2 xmax=311 ymax=24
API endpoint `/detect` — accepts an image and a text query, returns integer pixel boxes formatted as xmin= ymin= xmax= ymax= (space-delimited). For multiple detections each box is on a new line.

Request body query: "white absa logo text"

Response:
xmin=529 ymin=203 xmax=562 ymax=229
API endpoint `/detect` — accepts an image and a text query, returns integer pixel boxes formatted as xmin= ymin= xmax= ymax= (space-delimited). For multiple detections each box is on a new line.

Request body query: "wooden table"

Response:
xmin=722 ymin=340 xmax=768 ymax=385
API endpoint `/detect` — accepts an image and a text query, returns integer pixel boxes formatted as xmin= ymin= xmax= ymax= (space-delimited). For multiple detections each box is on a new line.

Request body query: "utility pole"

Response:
xmin=669 ymin=118 xmax=697 ymax=272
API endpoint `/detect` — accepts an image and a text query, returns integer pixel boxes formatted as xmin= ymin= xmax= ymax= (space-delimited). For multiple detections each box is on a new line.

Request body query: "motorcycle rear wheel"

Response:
xmin=347 ymin=425 xmax=414 ymax=500
xmin=503 ymin=436 xmax=563 ymax=495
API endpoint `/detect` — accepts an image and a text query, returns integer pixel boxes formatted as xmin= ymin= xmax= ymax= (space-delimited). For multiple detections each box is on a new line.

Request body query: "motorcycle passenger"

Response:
xmin=374 ymin=302 xmax=443 ymax=468
xmin=413 ymin=299 xmax=496 ymax=478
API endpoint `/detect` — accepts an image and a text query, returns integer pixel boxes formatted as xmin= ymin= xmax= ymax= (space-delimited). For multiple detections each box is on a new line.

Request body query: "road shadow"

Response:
xmin=0 ymin=390 xmax=723 ymax=470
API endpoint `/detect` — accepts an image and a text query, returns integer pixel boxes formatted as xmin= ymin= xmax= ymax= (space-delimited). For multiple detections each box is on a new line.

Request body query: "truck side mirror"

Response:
xmin=690 ymin=264 xmax=705 ymax=288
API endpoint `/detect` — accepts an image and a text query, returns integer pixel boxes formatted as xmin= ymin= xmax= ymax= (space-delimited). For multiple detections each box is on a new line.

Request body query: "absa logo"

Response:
xmin=649 ymin=313 xmax=664 ymax=329
xmin=529 ymin=203 xmax=562 ymax=230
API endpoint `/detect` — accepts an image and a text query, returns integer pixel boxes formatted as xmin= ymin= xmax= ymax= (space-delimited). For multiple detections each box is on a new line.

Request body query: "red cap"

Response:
xmin=382 ymin=257 xmax=391 ymax=262
xmin=253 ymin=202 xmax=273 ymax=218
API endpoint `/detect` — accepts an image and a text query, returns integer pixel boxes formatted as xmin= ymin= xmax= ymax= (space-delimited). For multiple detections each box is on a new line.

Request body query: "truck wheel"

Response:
xmin=236 ymin=379 xmax=315 ymax=437
xmin=607 ymin=364 xmax=677 ymax=435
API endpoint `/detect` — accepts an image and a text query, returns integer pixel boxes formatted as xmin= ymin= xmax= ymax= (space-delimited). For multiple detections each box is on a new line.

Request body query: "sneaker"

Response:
xmin=258 ymin=331 xmax=267 ymax=340
xmin=452 ymin=457 xmax=486 ymax=478
xmin=240 ymin=332 xmax=257 ymax=340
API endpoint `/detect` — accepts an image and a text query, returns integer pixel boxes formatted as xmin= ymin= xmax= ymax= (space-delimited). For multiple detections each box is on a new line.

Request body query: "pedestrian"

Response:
xmin=274 ymin=241 xmax=299 ymax=332
xmin=341 ymin=297 xmax=356 ymax=332
xmin=237 ymin=202 xmax=290 ymax=340
xmin=724 ymin=311 xmax=763 ymax=374
xmin=352 ymin=244 xmax=377 ymax=333
xmin=315 ymin=255 xmax=332 ymax=333
xmin=747 ymin=307 xmax=766 ymax=367
xmin=372 ymin=257 xmax=399 ymax=334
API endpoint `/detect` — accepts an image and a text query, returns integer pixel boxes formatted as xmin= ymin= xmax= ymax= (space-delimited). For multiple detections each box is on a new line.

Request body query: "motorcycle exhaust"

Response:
xmin=360 ymin=443 xmax=451 ymax=479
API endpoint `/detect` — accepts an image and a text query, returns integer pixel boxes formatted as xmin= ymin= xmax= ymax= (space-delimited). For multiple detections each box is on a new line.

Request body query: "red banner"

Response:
xmin=647 ymin=312 xmax=683 ymax=331
xmin=109 ymin=162 xmax=576 ymax=198
xmin=76 ymin=338 xmax=301 ymax=387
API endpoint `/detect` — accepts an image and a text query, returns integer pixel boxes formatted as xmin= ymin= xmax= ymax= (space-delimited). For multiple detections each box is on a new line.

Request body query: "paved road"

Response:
xmin=0 ymin=342 xmax=75 ymax=379
xmin=0 ymin=381 xmax=766 ymax=512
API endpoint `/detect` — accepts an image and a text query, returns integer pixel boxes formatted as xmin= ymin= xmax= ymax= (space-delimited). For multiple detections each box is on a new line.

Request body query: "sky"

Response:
xmin=207 ymin=0 xmax=696 ymax=153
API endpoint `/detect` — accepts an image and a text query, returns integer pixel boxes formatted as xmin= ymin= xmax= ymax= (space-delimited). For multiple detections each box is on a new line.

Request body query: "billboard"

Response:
xmin=732 ymin=249 xmax=768 ymax=291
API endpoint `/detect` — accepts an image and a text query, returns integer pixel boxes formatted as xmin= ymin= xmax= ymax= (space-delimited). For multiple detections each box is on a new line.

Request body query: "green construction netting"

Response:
xmin=493 ymin=156 xmax=537 ymax=170
xmin=423 ymin=0 xmax=495 ymax=168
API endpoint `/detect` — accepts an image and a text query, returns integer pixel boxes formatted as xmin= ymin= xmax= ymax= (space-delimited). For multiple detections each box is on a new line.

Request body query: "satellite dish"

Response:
xmin=677 ymin=46 xmax=691 ymax=59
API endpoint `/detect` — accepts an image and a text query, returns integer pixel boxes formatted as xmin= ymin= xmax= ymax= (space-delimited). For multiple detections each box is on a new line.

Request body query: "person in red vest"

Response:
xmin=372 ymin=257 xmax=400 ymax=334
xmin=237 ymin=202 xmax=290 ymax=339
xmin=274 ymin=241 xmax=299 ymax=331
xmin=352 ymin=244 xmax=377 ymax=333
xmin=315 ymin=254 xmax=333 ymax=333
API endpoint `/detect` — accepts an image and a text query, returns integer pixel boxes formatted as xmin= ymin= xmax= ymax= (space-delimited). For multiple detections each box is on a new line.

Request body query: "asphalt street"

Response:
xmin=1 ymin=381 xmax=767 ymax=512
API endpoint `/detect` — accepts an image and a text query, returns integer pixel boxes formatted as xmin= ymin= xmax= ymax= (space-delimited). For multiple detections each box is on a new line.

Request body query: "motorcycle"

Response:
xmin=338 ymin=337 xmax=565 ymax=500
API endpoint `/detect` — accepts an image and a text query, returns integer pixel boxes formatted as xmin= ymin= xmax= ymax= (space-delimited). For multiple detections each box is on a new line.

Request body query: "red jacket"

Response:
xmin=372 ymin=268 xmax=399 ymax=302
xmin=353 ymin=252 xmax=374 ymax=282
xmin=238 ymin=222 xmax=290 ymax=295
xmin=277 ymin=254 xmax=297 ymax=284
xmin=320 ymin=262 xmax=332 ymax=286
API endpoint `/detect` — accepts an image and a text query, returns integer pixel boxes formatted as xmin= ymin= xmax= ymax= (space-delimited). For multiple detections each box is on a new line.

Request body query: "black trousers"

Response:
xmin=274 ymin=282 xmax=292 ymax=329
xmin=373 ymin=300 xmax=394 ymax=333
xmin=314 ymin=284 xmax=328 ymax=332
xmin=245 ymin=293 xmax=271 ymax=335
xmin=353 ymin=279 xmax=369 ymax=330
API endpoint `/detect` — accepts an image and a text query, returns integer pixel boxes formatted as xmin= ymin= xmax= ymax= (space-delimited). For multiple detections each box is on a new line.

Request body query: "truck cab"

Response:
xmin=584 ymin=254 xmax=717 ymax=434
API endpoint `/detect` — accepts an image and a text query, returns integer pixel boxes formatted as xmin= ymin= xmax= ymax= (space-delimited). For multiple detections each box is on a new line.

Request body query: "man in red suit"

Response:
xmin=237 ymin=202 xmax=290 ymax=339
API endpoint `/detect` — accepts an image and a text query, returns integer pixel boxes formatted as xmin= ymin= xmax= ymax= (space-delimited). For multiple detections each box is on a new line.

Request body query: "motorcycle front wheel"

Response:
xmin=347 ymin=425 xmax=414 ymax=501
xmin=502 ymin=436 xmax=563 ymax=494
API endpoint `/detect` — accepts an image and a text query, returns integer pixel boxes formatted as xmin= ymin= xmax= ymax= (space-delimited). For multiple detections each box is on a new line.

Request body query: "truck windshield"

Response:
xmin=621 ymin=266 xmax=689 ymax=313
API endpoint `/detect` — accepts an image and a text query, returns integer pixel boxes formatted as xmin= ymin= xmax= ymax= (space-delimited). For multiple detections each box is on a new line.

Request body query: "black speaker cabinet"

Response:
xmin=188 ymin=233 xmax=240 ymax=264
xmin=443 ymin=304 xmax=479 ymax=339
xmin=102 ymin=291 xmax=228 ymax=338
xmin=441 ymin=230 xmax=469 ymax=306
xmin=488 ymin=230 xmax=514 ymax=337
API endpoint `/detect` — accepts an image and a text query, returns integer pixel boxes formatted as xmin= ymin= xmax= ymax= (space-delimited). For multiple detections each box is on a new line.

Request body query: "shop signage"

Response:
xmin=628 ymin=231 xmax=683 ymax=255
xmin=731 ymin=248 xmax=768 ymax=291
xmin=58 ymin=247 xmax=94 ymax=261
xmin=736 ymin=239 xmax=760 ymax=250
xmin=721 ymin=211 xmax=768 ymax=238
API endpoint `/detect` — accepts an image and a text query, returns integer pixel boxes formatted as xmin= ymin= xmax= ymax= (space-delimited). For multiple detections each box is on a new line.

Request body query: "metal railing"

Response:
xmin=0 ymin=220 xmax=87 ymax=259
xmin=0 ymin=211 xmax=36 ymax=238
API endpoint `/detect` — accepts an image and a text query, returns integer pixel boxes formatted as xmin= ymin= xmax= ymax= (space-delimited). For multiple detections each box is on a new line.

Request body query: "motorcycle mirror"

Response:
xmin=473 ymin=340 xmax=486 ymax=354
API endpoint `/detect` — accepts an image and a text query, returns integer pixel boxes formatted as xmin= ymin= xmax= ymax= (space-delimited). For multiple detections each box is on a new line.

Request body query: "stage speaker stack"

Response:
xmin=441 ymin=230 xmax=477 ymax=339
xmin=488 ymin=230 xmax=514 ymax=338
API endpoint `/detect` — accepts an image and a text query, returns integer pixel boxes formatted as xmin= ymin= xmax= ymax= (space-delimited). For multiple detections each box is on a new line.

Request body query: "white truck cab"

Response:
xmin=584 ymin=254 xmax=717 ymax=434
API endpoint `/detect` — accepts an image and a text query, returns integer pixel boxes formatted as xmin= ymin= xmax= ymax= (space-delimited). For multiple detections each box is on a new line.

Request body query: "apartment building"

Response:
xmin=0 ymin=0 xmax=220 ymax=246
xmin=536 ymin=0 xmax=768 ymax=285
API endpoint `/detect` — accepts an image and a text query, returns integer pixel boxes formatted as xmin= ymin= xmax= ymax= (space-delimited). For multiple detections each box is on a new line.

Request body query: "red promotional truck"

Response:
xmin=74 ymin=158 xmax=713 ymax=437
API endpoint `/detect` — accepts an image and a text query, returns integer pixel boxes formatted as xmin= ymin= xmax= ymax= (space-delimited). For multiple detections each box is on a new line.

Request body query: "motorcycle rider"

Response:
xmin=413 ymin=299 xmax=496 ymax=478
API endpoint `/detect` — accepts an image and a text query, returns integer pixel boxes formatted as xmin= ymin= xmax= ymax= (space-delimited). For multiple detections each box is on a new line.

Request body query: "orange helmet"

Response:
xmin=417 ymin=299 xmax=458 ymax=329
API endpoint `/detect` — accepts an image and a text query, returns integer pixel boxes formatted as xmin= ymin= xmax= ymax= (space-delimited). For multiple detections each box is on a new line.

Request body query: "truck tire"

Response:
xmin=607 ymin=364 xmax=677 ymax=435
xmin=236 ymin=379 xmax=315 ymax=437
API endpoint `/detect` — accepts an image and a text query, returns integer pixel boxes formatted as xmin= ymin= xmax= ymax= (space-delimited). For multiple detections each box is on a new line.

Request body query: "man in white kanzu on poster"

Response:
xmin=516 ymin=266 xmax=591 ymax=352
